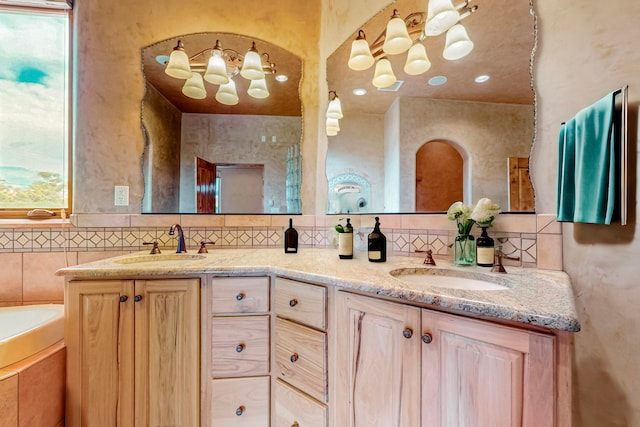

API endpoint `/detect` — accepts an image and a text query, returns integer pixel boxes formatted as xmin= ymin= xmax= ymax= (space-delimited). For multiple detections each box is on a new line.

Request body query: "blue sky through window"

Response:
xmin=0 ymin=9 xmax=69 ymax=207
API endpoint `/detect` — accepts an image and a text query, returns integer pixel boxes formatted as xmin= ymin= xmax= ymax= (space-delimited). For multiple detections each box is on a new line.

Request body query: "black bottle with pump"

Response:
xmin=368 ymin=216 xmax=387 ymax=262
xmin=284 ymin=218 xmax=298 ymax=253
xmin=476 ymin=226 xmax=494 ymax=266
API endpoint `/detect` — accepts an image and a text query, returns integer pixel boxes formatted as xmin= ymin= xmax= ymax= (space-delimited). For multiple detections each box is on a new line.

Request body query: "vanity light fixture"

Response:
xmin=326 ymin=91 xmax=343 ymax=136
xmin=163 ymin=39 xmax=277 ymax=103
xmin=347 ymin=1 xmax=478 ymax=88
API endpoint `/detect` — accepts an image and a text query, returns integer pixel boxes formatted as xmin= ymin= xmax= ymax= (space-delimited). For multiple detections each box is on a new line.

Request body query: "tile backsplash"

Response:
xmin=0 ymin=213 xmax=562 ymax=306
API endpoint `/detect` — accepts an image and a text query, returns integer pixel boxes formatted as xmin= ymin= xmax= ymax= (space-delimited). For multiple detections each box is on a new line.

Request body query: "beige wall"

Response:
xmin=532 ymin=1 xmax=640 ymax=425
xmin=73 ymin=0 xmax=321 ymax=214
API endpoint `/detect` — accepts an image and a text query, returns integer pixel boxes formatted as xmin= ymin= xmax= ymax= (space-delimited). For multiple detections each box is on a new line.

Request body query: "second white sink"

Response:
xmin=390 ymin=268 xmax=509 ymax=291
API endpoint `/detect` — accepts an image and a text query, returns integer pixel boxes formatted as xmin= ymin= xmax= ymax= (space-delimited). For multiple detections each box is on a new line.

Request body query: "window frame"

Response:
xmin=0 ymin=4 xmax=73 ymax=219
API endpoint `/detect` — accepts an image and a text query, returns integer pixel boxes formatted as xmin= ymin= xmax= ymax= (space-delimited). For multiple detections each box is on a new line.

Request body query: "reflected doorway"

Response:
xmin=416 ymin=141 xmax=463 ymax=211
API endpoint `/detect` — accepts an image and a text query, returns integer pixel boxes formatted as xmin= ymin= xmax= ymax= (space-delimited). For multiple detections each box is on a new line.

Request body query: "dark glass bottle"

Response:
xmin=338 ymin=218 xmax=353 ymax=259
xmin=368 ymin=216 xmax=386 ymax=262
xmin=284 ymin=218 xmax=298 ymax=253
xmin=476 ymin=226 xmax=495 ymax=267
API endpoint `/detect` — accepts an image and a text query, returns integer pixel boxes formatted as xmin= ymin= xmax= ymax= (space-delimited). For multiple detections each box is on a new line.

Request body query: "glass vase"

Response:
xmin=454 ymin=234 xmax=476 ymax=266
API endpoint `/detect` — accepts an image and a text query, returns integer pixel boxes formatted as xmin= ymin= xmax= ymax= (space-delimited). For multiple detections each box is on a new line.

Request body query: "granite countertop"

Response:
xmin=57 ymin=248 xmax=581 ymax=333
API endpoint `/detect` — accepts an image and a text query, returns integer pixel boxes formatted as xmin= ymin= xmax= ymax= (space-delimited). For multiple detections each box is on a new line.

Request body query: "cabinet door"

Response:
xmin=335 ymin=292 xmax=421 ymax=427
xmin=65 ymin=280 xmax=135 ymax=427
xmin=421 ymin=309 xmax=555 ymax=427
xmin=134 ymin=278 xmax=200 ymax=427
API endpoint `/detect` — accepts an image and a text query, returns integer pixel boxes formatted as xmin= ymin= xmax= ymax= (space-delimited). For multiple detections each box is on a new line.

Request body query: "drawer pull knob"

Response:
xmin=236 ymin=344 xmax=245 ymax=353
xmin=134 ymin=295 xmax=142 ymax=302
xmin=292 ymin=423 xmax=299 ymax=427
xmin=289 ymin=298 xmax=298 ymax=307
xmin=290 ymin=353 xmax=299 ymax=363
xmin=235 ymin=406 xmax=245 ymax=416
xmin=403 ymin=328 xmax=413 ymax=339
xmin=236 ymin=292 xmax=245 ymax=301
xmin=422 ymin=333 xmax=433 ymax=344
xmin=119 ymin=295 xmax=128 ymax=303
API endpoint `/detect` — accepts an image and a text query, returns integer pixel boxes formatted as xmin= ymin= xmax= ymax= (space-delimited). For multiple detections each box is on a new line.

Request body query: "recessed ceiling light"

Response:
xmin=352 ymin=88 xmax=367 ymax=96
xmin=275 ymin=74 xmax=288 ymax=82
xmin=475 ymin=75 xmax=490 ymax=83
xmin=155 ymin=55 xmax=170 ymax=65
xmin=428 ymin=75 xmax=448 ymax=86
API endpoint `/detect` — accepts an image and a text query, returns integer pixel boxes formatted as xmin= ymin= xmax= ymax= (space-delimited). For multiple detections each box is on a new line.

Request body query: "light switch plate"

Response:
xmin=114 ymin=186 xmax=129 ymax=206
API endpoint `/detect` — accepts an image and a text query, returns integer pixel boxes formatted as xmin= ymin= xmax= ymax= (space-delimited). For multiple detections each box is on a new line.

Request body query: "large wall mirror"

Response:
xmin=326 ymin=0 xmax=536 ymax=214
xmin=141 ymin=33 xmax=303 ymax=214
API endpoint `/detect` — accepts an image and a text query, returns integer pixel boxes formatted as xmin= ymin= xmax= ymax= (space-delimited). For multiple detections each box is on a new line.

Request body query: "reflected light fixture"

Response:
xmin=163 ymin=39 xmax=277 ymax=103
xmin=347 ymin=1 xmax=478 ymax=88
xmin=326 ymin=91 xmax=344 ymax=136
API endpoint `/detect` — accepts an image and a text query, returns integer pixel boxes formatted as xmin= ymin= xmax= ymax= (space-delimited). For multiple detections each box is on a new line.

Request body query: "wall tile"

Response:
xmin=0 ymin=230 xmax=14 ymax=252
xmin=73 ymin=213 xmax=130 ymax=228
xmin=537 ymin=234 xmax=563 ymax=271
xmin=180 ymin=215 xmax=224 ymax=228
xmin=22 ymin=253 xmax=68 ymax=302
xmin=130 ymin=214 xmax=180 ymax=227
xmin=0 ymin=253 xmax=22 ymax=303
xmin=224 ymin=215 xmax=270 ymax=227
xmin=537 ymin=214 xmax=561 ymax=234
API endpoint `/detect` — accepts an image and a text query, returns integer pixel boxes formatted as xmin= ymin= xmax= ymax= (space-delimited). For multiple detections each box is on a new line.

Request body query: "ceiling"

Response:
xmin=327 ymin=0 xmax=535 ymax=115
xmin=142 ymin=32 xmax=302 ymax=116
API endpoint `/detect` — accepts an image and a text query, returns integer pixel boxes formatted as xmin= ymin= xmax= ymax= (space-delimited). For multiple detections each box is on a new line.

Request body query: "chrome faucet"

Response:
xmin=168 ymin=224 xmax=187 ymax=253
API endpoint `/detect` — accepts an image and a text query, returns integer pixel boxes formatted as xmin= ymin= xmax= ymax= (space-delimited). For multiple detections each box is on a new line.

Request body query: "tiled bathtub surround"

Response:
xmin=0 ymin=213 xmax=562 ymax=305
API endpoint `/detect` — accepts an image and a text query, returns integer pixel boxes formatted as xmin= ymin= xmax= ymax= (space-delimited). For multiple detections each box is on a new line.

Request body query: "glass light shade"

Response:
xmin=181 ymin=72 xmax=206 ymax=99
xmin=326 ymin=117 xmax=340 ymax=132
xmin=204 ymin=51 xmax=229 ymax=85
xmin=240 ymin=47 xmax=265 ymax=80
xmin=165 ymin=48 xmax=192 ymax=79
xmin=372 ymin=58 xmax=396 ymax=88
xmin=215 ymin=79 xmax=239 ymax=105
xmin=326 ymin=129 xmax=338 ymax=136
xmin=404 ymin=43 xmax=431 ymax=75
xmin=443 ymin=24 xmax=474 ymax=60
xmin=382 ymin=14 xmax=413 ymax=55
xmin=248 ymin=78 xmax=269 ymax=99
xmin=425 ymin=0 xmax=459 ymax=36
xmin=326 ymin=97 xmax=343 ymax=119
xmin=348 ymin=38 xmax=374 ymax=71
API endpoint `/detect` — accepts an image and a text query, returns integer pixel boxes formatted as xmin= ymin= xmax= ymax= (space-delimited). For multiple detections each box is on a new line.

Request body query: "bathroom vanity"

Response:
xmin=58 ymin=248 xmax=579 ymax=427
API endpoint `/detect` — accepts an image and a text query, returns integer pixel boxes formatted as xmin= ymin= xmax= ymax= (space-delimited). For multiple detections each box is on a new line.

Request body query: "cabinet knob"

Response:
xmin=236 ymin=344 xmax=245 ymax=353
xmin=134 ymin=295 xmax=142 ymax=302
xmin=289 ymin=298 xmax=298 ymax=307
xmin=119 ymin=295 xmax=128 ymax=303
xmin=291 ymin=423 xmax=299 ymax=427
xmin=290 ymin=353 xmax=299 ymax=363
xmin=422 ymin=333 xmax=433 ymax=344
xmin=236 ymin=292 xmax=245 ymax=301
xmin=235 ymin=406 xmax=245 ymax=416
xmin=403 ymin=328 xmax=413 ymax=339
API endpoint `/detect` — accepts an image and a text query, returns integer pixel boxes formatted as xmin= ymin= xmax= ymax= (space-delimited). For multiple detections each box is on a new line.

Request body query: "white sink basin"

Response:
xmin=114 ymin=253 xmax=206 ymax=264
xmin=390 ymin=268 xmax=509 ymax=291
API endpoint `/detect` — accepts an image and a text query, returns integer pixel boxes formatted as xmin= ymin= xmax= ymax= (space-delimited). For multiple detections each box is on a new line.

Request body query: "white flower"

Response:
xmin=447 ymin=201 xmax=472 ymax=222
xmin=471 ymin=198 xmax=501 ymax=226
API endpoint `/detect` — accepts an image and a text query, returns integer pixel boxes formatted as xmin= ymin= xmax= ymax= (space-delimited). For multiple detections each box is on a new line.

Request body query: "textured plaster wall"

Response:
xmin=141 ymin=84 xmax=182 ymax=213
xmin=384 ymin=98 xmax=401 ymax=211
xmin=532 ymin=1 xmax=640 ymax=425
xmin=179 ymin=114 xmax=302 ymax=213
xmin=398 ymin=97 xmax=533 ymax=211
xmin=326 ymin=113 xmax=385 ymax=212
xmin=73 ymin=0 xmax=320 ymax=213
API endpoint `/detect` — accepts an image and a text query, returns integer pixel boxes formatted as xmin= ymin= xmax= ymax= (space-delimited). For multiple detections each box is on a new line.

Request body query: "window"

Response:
xmin=0 ymin=6 xmax=71 ymax=217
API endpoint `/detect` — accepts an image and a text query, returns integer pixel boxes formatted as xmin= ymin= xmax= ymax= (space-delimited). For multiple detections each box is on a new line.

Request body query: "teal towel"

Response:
xmin=557 ymin=92 xmax=617 ymax=224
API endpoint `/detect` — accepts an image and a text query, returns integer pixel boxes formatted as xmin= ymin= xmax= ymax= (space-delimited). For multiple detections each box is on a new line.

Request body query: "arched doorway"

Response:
xmin=415 ymin=141 xmax=464 ymax=211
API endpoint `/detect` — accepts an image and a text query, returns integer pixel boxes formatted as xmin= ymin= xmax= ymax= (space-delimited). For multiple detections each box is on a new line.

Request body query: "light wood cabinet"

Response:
xmin=335 ymin=291 xmax=564 ymax=427
xmin=211 ymin=376 xmax=270 ymax=427
xmin=65 ymin=278 xmax=199 ymax=427
xmin=421 ymin=309 xmax=555 ymax=427
xmin=335 ymin=291 xmax=421 ymax=427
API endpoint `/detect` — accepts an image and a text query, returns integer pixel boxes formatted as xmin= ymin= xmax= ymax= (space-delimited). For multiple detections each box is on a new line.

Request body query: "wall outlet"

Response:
xmin=114 ymin=186 xmax=129 ymax=206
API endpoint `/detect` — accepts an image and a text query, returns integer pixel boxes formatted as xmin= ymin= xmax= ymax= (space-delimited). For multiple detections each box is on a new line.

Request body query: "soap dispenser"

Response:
xmin=337 ymin=218 xmax=353 ymax=259
xmin=284 ymin=218 xmax=298 ymax=253
xmin=368 ymin=216 xmax=386 ymax=262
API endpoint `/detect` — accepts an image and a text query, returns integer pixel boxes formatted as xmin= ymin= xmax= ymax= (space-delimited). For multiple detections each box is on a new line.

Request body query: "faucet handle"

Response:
xmin=198 ymin=240 xmax=215 ymax=254
xmin=423 ymin=249 xmax=436 ymax=266
xmin=143 ymin=241 xmax=161 ymax=255
xmin=491 ymin=245 xmax=507 ymax=273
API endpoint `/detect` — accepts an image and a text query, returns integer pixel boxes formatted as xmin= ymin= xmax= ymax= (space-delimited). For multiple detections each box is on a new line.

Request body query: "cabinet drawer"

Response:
xmin=275 ymin=317 xmax=327 ymax=403
xmin=212 ymin=316 xmax=270 ymax=378
xmin=211 ymin=277 xmax=269 ymax=314
xmin=275 ymin=379 xmax=327 ymax=427
xmin=211 ymin=376 xmax=270 ymax=427
xmin=275 ymin=278 xmax=326 ymax=330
